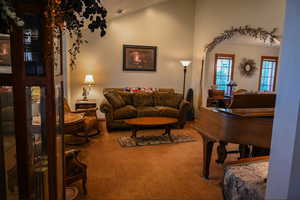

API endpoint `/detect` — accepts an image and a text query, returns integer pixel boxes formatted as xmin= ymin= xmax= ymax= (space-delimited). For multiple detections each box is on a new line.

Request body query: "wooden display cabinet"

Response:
xmin=0 ymin=1 xmax=65 ymax=200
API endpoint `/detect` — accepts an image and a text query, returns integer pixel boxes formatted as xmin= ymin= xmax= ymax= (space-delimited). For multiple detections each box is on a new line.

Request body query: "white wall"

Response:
xmin=266 ymin=0 xmax=300 ymax=198
xmin=69 ymin=0 xmax=196 ymax=113
xmin=192 ymin=0 xmax=286 ymax=109
xmin=204 ymin=43 xmax=280 ymax=97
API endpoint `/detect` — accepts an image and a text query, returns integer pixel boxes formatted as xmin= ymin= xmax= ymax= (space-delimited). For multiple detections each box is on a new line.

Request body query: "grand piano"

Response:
xmin=194 ymin=106 xmax=274 ymax=179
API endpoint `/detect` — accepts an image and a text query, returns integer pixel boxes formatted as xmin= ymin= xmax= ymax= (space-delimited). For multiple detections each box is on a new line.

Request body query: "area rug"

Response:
xmin=118 ymin=133 xmax=196 ymax=147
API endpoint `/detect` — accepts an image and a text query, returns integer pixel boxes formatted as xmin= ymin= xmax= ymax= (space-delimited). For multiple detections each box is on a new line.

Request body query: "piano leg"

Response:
xmin=216 ymin=142 xmax=227 ymax=164
xmin=201 ymin=135 xmax=215 ymax=179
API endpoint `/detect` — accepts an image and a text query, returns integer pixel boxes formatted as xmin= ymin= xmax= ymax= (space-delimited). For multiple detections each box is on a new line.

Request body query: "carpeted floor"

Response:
xmin=73 ymin=121 xmax=239 ymax=200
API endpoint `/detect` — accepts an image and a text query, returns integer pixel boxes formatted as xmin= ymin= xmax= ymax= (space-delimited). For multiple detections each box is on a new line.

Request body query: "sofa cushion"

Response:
xmin=137 ymin=106 xmax=159 ymax=117
xmin=158 ymin=88 xmax=175 ymax=93
xmin=113 ymin=105 xmax=137 ymax=120
xmin=133 ymin=93 xmax=154 ymax=107
xmin=118 ymin=91 xmax=133 ymax=105
xmin=104 ymin=90 xmax=126 ymax=109
xmin=156 ymin=106 xmax=179 ymax=118
xmin=154 ymin=92 xmax=183 ymax=108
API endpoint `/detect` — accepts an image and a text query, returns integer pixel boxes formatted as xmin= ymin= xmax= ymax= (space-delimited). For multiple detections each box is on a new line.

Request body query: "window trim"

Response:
xmin=258 ymin=56 xmax=279 ymax=92
xmin=213 ymin=53 xmax=235 ymax=90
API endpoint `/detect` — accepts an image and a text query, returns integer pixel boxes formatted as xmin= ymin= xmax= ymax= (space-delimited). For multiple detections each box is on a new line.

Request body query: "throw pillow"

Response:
xmin=154 ymin=92 xmax=183 ymax=108
xmin=118 ymin=91 xmax=133 ymax=105
xmin=104 ymin=90 xmax=126 ymax=109
xmin=132 ymin=92 xmax=154 ymax=107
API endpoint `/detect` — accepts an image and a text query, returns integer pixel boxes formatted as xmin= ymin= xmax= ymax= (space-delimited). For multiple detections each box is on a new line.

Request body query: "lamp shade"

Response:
xmin=180 ymin=60 xmax=192 ymax=67
xmin=84 ymin=74 xmax=95 ymax=86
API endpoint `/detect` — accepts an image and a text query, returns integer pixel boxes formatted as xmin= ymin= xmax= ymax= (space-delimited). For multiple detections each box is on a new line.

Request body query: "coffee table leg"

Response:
xmin=131 ymin=126 xmax=138 ymax=138
xmin=164 ymin=126 xmax=173 ymax=142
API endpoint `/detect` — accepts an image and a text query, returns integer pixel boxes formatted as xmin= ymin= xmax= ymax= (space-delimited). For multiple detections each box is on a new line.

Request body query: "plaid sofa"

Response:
xmin=100 ymin=88 xmax=191 ymax=132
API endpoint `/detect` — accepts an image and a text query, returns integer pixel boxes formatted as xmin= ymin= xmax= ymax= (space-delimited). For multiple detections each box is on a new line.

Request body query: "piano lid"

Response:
xmin=215 ymin=108 xmax=274 ymax=118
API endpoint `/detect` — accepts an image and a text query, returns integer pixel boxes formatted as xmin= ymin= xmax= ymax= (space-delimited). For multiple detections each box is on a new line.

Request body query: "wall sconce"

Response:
xmin=82 ymin=74 xmax=95 ymax=101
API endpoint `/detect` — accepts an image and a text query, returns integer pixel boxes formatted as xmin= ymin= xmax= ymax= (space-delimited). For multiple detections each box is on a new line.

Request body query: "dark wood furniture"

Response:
xmin=229 ymin=93 xmax=276 ymax=108
xmin=194 ymin=107 xmax=274 ymax=179
xmin=64 ymin=149 xmax=87 ymax=195
xmin=75 ymin=99 xmax=97 ymax=110
xmin=0 ymin=3 xmax=65 ymax=200
xmin=125 ymin=117 xmax=178 ymax=142
xmin=207 ymin=89 xmax=231 ymax=107
xmin=225 ymin=156 xmax=269 ymax=166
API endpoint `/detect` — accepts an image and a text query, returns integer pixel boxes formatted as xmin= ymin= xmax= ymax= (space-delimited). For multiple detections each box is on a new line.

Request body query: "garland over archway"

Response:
xmin=198 ymin=25 xmax=280 ymax=108
xmin=205 ymin=25 xmax=280 ymax=52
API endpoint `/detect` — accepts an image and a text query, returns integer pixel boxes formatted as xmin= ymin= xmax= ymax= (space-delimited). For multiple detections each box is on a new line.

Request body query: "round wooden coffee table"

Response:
xmin=64 ymin=113 xmax=89 ymax=145
xmin=125 ymin=117 xmax=178 ymax=142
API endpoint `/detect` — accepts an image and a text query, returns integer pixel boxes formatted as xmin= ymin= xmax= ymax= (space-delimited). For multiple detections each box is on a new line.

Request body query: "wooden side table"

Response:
xmin=75 ymin=99 xmax=97 ymax=110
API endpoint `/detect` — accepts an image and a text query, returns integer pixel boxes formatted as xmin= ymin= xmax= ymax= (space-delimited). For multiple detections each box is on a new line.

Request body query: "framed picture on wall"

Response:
xmin=123 ymin=45 xmax=157 ymax=71
xmin=0 ymin=34 xmax=12 ymax=74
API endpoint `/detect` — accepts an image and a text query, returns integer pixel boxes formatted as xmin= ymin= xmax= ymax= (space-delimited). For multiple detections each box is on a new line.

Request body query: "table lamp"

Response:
xmin=82 ymin=74 xmax=95 ymax=101
xmin=180 ymin=60 xmax=192 ymax=98
xmin=227 ymin=80 xmax=237 ymax=97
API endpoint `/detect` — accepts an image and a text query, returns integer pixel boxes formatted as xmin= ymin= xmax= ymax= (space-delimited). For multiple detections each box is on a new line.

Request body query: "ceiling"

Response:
xmin=102 ymin=0 xmax=169 ymax=20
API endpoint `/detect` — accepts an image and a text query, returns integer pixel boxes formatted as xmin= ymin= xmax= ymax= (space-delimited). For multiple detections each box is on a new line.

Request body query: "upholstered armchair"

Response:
xmin=64 ymin=149 xmax=87 ymax=194
xmin=64 ymin=99 xmax=100 ymax=137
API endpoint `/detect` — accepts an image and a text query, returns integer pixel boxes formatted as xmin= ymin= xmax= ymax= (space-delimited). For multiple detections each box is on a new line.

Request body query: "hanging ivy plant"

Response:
xmin=48 ymin=0 xmax=108 ymax=69
xmin=0 ymin=0 xmax=25 ymax=33
xmin=1 ymin=0 xmax=108 ymax=69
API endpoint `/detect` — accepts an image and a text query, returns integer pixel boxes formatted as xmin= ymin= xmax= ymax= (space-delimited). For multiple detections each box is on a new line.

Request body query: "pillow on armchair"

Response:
xmin=104 ymin=90 xmax=126 ymax=109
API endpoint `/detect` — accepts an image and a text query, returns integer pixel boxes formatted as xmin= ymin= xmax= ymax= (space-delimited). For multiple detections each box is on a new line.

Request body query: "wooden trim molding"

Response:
xmin=258 ymin=56 xmax=279 ymax=92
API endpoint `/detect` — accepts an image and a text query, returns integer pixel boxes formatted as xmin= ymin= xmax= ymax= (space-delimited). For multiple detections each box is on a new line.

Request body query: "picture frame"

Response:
xmin=0 ymin=34 xmax=12 ymax=74
xmin=123 ymin=45 xmax=157 ymax=71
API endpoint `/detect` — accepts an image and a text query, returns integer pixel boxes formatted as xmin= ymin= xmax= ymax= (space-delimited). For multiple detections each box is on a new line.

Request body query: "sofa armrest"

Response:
xmin=179 ymin=100 xmax=191 ymax=113
xmin=100 ymin=100 xmax=113 ymax=114
xmin=178 ymin=100 xmax=191 ymax=127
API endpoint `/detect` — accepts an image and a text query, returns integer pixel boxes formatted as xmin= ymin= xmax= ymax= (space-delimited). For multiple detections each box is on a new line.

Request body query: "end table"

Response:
xmin=75 ymin=99 xmax=97 ymax=110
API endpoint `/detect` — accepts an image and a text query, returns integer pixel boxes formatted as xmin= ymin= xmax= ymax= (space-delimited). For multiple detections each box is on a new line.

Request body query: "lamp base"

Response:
xmin=82 ymin=87 xmax=88 ymax=101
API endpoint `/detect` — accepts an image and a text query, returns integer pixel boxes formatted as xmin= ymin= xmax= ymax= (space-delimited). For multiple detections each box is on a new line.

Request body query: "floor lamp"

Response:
xmin=180 ymin=60 xmax=192 ymax=98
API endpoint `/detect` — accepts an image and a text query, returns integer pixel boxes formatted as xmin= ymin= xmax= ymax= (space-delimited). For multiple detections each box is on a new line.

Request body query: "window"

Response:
xmin=214 ymin=54 xmax=235 ymax=95
xmin=259 ymin=56 xmax=278 ymax=92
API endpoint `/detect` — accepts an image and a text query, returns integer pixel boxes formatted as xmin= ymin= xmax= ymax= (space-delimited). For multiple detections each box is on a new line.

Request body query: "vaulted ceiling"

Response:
xmin=102 ymin=0 xmax=169 ymax=20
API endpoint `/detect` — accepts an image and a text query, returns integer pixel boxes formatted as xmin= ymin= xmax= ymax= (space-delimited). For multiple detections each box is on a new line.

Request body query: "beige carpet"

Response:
xmin=74 ymin=121 xmax=239 ymax=200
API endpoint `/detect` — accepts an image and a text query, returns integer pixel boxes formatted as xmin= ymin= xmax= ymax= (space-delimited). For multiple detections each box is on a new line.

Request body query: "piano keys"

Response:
xmin=194 ymin=107 xmax=274 ymax=179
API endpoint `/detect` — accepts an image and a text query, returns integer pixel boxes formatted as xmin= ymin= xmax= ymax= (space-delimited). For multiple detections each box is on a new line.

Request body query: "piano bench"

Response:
xmin=223 ymin=159 xmax=269 ymax=200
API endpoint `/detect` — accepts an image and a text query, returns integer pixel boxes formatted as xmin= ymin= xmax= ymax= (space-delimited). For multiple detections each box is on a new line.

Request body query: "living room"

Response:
xmin=2 ymin=0 xmax=300 ymax=200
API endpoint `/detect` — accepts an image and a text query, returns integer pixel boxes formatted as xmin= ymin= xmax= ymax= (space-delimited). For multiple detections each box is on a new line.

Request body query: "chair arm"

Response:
xmin=65 ymin=149 xmax=81 ymax=158
xmin=100 ymin=100 xmax=113 ymax=114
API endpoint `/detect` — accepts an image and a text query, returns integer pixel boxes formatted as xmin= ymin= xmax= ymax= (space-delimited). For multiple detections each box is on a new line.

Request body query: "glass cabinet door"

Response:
xmin=23 ymin=14 xmax=45 ymax=76
xmin=0 ymin=86 xmax=19 ymax=200
xmin=26 ymin=86 xmax=49 ymax=200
